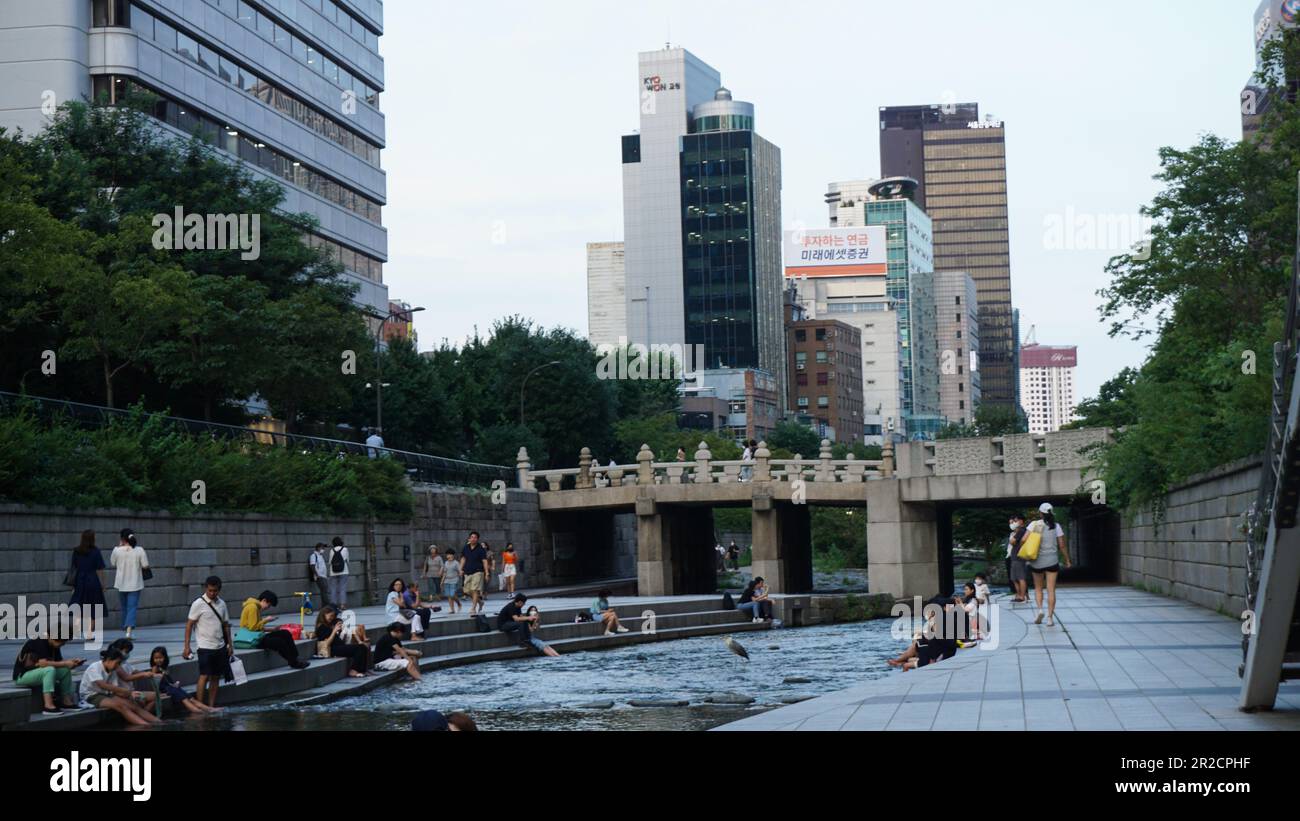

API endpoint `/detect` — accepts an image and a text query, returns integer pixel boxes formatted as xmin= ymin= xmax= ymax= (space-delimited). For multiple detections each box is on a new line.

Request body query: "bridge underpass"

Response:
xmin=520 ymin=429 xmax=1113 ymax=599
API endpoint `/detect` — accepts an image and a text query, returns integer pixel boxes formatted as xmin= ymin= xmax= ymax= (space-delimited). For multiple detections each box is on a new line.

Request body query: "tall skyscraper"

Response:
xmin=1019 ymin=341 xmax=1079 ymax=434
xmin=586 ymin=242 xmax=626 ymax=350
xmin=0 ymin=0 xmax=389 ymax=318
xmin=879 ymin=103 xmax=1015 ymax=412
xmin=621 ymin=48 xmax=785 ymax=403
xmin=1242 ymin=1 xmax=1300 ymax=140
xmin=934 ymin=271 xmax=980 ymax=427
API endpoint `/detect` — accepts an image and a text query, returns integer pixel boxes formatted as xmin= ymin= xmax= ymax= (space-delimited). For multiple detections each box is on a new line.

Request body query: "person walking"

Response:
xmin=740 ymin=440 xmax=755 ymax=482
xmin=423 ymin=545 xmax=444 ymax=601
xmin=1030 ymin=503 xmax=1072 ymax=626
xmin=310 ymin=543 xmax=331 ymax=607
xmin=461 ymin=532 xmax=489 ymax=615
xmin=727 ymin=540 xmax=741 ymax=571
xmin=482 ymin=543 xmax=496 ymax=598
xmin=326 ymin=536 xmax=350 ymax=610
xmin=110 ymin=529 xmax=150 ymax=639
xmin=1007 ymin=513 xmax=1030 ymax=603
xmin=441 ymin=548 xmax=462 ymax=615
xmin=501 ymin=543 xmax=518 ymax=594
xmin=68 ymin=530 xmax=106 ymax=639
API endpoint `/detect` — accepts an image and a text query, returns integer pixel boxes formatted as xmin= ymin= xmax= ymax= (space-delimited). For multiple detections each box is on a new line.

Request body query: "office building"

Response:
xmin=1242 ymin=1 xmax=1300 ymax=139
xmin=1019 ymin=341 xmax=1079 ymax=434
xmin=0 ymin=0 xmax=389 ymax=319
xmin=679 ymin=367 xmax=780 ymax=444
xmin=880 ymin=103 xmax=1015 ymax=412
xmin=934 ymin=271 xmax=980 ymax=426
xmin=786 ymin=318 xmax=864 ymax=444
xmin=586 ymin=241 xmax=627 ymax=350
xmin=621 ymin=48 xmax=785 ymax=406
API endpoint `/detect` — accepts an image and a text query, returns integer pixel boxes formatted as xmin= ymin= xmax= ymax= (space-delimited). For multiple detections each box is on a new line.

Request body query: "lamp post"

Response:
xmin=365 ymin=305 xmax=425 ymax=437
xmin=520 ymin=360 xmax=562 ymax=429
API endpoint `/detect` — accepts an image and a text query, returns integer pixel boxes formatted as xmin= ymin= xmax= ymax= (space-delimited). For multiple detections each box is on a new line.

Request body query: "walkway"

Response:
xmin=715 ymin=586 xmax=1300 ymax=731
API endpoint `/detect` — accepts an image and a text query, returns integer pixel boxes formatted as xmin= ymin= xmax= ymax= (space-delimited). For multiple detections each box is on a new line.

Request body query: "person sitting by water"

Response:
xmin=591 ymin=589 xmax=629 ymax=636
xmin=107 ymin=638 xmax=162 ymax=712
xmin=385 ymin=578 xmax=425 ymax=639
xmin=523 ymin=606 xmax=560 ymax=657
xmin=373 ymin=622 xmax=422 ymax=680
xmin=737 ymin=577 xmax=774 ymax=623
xmin=241 ymin=591 xmax=309 ymax=669
xmin=887 ymin=597 xmax=961 ymax=671
xmin=402 ymin=581 xmax=438 ymax=627
xmin=78 ymin=647 xmax=160 ymax=726
xmin=12 ymin=631 xmax=83 ymax=715
xmin=148 ymin=646 xmax=220 ymax=715
xmin=314 ymin=606 xmax=370 ymax=678
xmin=498 ymin=593 xmax=537 ymax=649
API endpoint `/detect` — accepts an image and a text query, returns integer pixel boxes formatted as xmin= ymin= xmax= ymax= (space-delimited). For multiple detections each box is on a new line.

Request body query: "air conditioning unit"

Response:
xmin=796 ymin=364 xmax=805 ymax=370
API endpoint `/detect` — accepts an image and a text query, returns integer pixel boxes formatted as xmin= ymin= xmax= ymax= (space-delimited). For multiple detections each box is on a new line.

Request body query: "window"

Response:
xmin=129 ymin=6 xmax=153 ymax=38
xmin=815 ymin=328 xmax=826 ymax=341
xmin=795 ymin=329 xmax=806 ymax=342
xmin=797 ymin=373 xmax=808 ymax=386
xmin=197 ymin=44 xmax=218 ymax=72
xmin=273 ymin=22 xmax=291 ymax=49
xmin=236 ymin=1 xmax=255 ymax=25
xmin=818 ymin=396 xmax=830 ymax=408
xmin=176 ymin=31 xmax=198 ymax=61
xmin=959 ymin=400 xmax=965 ymax=410
xmin=795 ymin=352 xmax=807 ymax=364
xmin=797 ymin=397 xmax=809 ymax=408
xmin=93 ymin=0 xmax=130 ymax=27
xmin=816 ymin=351 xmax=828 ymax=364
xmin=817 ymin=372 xmax=828 ymax=385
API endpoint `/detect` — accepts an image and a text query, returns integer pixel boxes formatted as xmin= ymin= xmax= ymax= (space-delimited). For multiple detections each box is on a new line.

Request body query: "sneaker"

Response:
xmin=42 ymin=706 xmax=62 ymax=716
xmin=290 ymin=659 xmax=309 ymax=669
xmin=616 ymin=626 xmax=629 ymax=633
xmin=752 ymin=618 xmax=763 ymax=623
xmin=604 ymin=630 xmax=615 ymax=636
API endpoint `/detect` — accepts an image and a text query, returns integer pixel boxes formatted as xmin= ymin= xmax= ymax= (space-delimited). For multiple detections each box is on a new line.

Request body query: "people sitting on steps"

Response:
xmin=385 ymin=578 xmax=426 ymax=639
xmin=12 ymin=629 xmax=83 ymax=716
xmin=590 ymin=589 xmax=629 ymax=636
xmin=78 ymin=647 xmax=160 ymax=726
xmin=524 ymin=605 xmax=560 ymax=657
xmin=314 ymin=605 xmax=371 ymax=678
xmin=737 ymin=577 xmax=774 ymax=623
xmin=148 ymin=646 xmax=221 ymax=716
xmin=240 ymin=590 xmax=309 ymax=669
xmin=887 ymin=595 xmax=961 ymax=672
xmin=372 ymin=621 xmax=422 ymax=680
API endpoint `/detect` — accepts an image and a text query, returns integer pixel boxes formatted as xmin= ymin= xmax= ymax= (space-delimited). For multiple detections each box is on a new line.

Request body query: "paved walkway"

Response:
xmin=716 ymin=586 xmax=1300 ymax=731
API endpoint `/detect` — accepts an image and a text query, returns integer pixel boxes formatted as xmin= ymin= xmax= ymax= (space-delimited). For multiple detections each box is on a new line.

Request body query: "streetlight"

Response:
xmin=364 ymin=305 xmax=425 ymax=437
xmin=520 ymin=360 xmax=562 ymax=429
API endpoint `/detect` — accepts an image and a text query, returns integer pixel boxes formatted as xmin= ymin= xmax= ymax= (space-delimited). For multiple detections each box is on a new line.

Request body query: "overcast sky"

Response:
xmin=377 ymin=0 xmax=1257 ymax=401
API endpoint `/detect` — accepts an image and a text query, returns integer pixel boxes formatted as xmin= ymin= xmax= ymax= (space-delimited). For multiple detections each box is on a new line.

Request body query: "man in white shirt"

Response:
xmin=310 ymin=543 xmax=330 ymax=607
xmin=182 ymin=575 xmax=232 ymax=707
xmin=326 ymin=536 xmax=350 ymax=609
xmin=366 ymin=428 xmax=384 ymax=458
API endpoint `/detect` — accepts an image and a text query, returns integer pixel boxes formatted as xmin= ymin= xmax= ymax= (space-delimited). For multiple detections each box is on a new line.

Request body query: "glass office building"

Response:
xmin=0 ymin=0 xmax=388 ymax=318
xmin=880 ymin=103 xmax=1015 ymax=412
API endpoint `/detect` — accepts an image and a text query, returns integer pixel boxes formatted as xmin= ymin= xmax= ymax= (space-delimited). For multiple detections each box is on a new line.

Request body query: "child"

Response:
xmin=973 ymin=573 xmax=992 ymax=638
xmin=149 ymin=646 xmax=221 ymax=715
xmin=372 ymin=622 xmax=422 ymax=680
xmin=107 ymin=638 xmax=160 ymax=712
xmin=441 ymin=548 xmax=462 ymax=615
xmin=79 ymin=648 xmax=160 ymax=726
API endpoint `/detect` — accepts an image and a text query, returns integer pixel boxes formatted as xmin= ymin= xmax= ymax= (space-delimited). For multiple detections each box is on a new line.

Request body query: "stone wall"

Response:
xmin=1118 ymin=456 xmax=1259 ymax=615
xmin=0 ymin=487 xmax=546 ymax=629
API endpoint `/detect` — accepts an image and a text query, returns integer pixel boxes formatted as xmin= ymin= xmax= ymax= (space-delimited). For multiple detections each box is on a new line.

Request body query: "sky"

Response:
xmin=377 ymin=0 xmax=1258 ymax=402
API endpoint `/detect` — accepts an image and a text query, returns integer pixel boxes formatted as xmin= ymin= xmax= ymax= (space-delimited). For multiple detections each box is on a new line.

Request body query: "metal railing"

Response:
xmin=0 ymin=391 xmax=513 ymax=489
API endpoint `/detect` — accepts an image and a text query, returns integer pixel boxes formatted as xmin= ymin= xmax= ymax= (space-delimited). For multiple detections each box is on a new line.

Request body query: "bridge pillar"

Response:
xmin=751 ymin=494 xmax=813 ymax=594
xmin=865 ymin=480 xmax=940 ymax=599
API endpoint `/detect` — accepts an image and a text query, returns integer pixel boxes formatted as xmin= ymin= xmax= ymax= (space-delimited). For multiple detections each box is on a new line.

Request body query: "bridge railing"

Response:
xmin=908 ymin=428 xmax=1112 ymax=478
xmin=517 ymin=439 xmax=891 ymax=491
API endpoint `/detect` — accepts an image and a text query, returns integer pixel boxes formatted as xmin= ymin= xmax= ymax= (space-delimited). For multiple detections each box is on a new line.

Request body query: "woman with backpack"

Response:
xmin=326 ymin=536 xmax=350 ymax=610
xmin=1029 ymin=503 xmax=1072 ymax=626
xmin=68 ymin=530 xmax=106 ymax=639
xmin=110 ymin=528 xmax=150 ymax=639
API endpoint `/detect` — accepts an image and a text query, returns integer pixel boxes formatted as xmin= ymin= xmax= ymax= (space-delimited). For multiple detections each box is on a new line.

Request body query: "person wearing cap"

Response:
xmin=1029 ymin=503 xmax=1072 ymax=626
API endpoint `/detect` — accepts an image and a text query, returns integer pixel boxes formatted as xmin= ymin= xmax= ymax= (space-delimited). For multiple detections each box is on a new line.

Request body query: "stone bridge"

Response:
xmin=515 ymin=428 xmax=1115 ymax=599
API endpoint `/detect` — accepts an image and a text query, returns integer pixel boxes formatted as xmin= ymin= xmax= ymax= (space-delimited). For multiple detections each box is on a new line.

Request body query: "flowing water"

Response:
xmin=159 ymin=619 xmax=903 ymax=731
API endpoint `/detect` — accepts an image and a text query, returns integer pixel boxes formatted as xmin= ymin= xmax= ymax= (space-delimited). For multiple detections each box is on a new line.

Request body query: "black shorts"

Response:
xmin=1031 ymin=564 xmax=1061 ymax=575
xmin=197 ymin=648 xmax=232 ymax=679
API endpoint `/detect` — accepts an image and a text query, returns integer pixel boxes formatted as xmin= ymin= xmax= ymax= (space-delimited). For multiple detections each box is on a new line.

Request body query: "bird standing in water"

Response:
xmin=724 ymin=635 xmax=750 ymax=661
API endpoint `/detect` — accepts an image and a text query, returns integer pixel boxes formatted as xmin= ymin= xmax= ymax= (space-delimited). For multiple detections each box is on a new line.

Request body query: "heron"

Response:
xmin=724 ymin=635 xmax=750 ymax=662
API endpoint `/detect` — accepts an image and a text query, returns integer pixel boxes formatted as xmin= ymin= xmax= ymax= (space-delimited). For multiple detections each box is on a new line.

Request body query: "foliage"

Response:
xmin=937 ymin=404 xmax=1027 ymax=440
xmin=766 ymin=420 xmax=823 ymax=457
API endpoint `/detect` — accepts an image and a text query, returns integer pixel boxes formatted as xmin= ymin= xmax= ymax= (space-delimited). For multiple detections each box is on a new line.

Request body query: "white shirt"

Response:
xmin=327 ymin=545 xmax=350 ymax=577
xmin=110 ymin=545 xmax=150 ymax=592
xmin=742 ymin=446 xmax=753 ymax=461
xmin=187 ymin=594 xmax=229 ymax=650
xmin=310 ymin=549 xmax=328 ymax=579
xmin=79 ymin=661 xmax=122 ymax=702
xmin=366 ymin=433 xmax=384 ymax=458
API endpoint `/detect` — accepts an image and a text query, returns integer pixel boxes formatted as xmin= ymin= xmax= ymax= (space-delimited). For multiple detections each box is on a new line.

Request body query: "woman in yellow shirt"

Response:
xmin=240 ymin=591 xmax=309 ymax=669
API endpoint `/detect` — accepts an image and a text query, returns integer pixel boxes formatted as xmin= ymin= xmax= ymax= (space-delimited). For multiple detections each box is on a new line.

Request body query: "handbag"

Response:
xmin=1018 ymin=522 xmax=1043 ymax=562
xmin=233 ymin=627 xmax=264 ymax=648
xmin=229 ymin=655 xmax=248 ymax=686
xmin=142 ymin=566 xmax=153 ymax=582
xmin=278 ymin=623 xmax=303 ymax=640
xmin=63 ymin=557 xmax=77 ymax=588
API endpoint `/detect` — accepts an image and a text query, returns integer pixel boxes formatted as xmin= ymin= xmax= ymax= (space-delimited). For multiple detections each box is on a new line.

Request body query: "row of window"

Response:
xmin=924 ymin=158 xmax=1007 ymax=173
xmin=196 ymin=0 xmax=381 ymax=109
xmin=304 ymin=233 xmax=383 ymax=283
xmin=795 ymin=396 xmax=832 ymax=408
xmin=129 ymin=5 xmax=381 ymax=166
xmin=103 ymin=77 xmax=382 ymax=224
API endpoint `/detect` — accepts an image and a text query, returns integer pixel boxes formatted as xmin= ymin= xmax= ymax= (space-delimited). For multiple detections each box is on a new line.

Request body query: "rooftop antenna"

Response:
xmin=1023 ymin=324 xmax=1038 ymax=346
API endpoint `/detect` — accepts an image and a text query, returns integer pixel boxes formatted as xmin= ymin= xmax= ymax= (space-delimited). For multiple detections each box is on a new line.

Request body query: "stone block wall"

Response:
xmin=1118 ymin=456 xmax=1259 ymax=616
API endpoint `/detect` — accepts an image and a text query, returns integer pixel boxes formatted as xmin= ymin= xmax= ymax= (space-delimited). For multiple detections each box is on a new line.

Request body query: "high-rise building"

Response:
xmin=382 ymin=300 xmax=416 ymax=345
xmin=586 ymin=242 xmax=626 ymax=350
xmin=621 ymin=48 xmax=785 ymax=404
xmin=0 ymin=0 xmax=389 ymax=318
xmin=934 ymin=271 xmax=980 ymax=427
xmin=880 ymin=103 xmax=1015 ymax=413
xmin=1242 ymin=0 xmax=1300 ymax=140
xmin=1019 ymin=342 xmax=1078 ymax=434
xmin=786 ymin=318 xmax=864 ymax=444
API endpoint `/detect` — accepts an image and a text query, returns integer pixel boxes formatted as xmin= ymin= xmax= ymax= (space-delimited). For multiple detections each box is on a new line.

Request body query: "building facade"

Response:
xmin=1019 ymin=344 xmax=1079 ymax=434
xmin=786 ymin=318 xmax=864 ymax=444
xmin=1242 ymin=0 xmax=1300 ymax=140
xmin=0 ymin=0 xmax=389 ymax=318
xmin=934 ymin=271 xmax=980 ymax=426
xmin=621 ymin=49 xmax=785 ymax=408
xmin=679 ymin=367 xmax=780 ymax=444
xmin=879 ymin=103 xmax=1014 ymax=413
xmin=586 ymin=241 xmax=626 ymax=350
xmin=382 ymin=300 xmax=415 ymax=344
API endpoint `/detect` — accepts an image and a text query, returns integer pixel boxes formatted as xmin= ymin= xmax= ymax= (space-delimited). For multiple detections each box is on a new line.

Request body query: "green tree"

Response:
xmin=937 ymin=404 xmax=1027 ymax=440
xmin=767 ymin=420 xmax=822 ymax=457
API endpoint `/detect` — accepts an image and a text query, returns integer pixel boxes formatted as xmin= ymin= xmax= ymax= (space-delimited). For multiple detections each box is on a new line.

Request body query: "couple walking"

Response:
xmin=67 ymin=528 xmax=151 ymax=638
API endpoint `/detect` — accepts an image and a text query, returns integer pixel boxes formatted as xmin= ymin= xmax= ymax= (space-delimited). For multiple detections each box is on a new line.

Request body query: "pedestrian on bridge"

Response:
xmin=1007 ymin=513 xmax=1029 ymax=603
xmin=1030 ymin=503 xmax=1072 ymax=626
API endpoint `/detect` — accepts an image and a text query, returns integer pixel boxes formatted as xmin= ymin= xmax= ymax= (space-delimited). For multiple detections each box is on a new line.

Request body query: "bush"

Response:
xmin=0 ymin=408 xmax=412 ymax=520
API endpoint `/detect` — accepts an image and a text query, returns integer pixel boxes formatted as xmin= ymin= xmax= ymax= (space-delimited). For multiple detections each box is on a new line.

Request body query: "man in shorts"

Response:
xmin=461 ymin=531 xmax=489 ymax=615
xmin=183 ymin=575 xmax=233 ymax=707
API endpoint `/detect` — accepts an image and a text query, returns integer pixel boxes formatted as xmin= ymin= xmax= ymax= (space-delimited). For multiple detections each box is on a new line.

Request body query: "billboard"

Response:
xmin=1020 ymin=345 xmax=1077 ymax=369
xmin=784 ymin=226 xmax=888 ymax=278
xmin=1256 ymin=0 xmax=1300 ymax=71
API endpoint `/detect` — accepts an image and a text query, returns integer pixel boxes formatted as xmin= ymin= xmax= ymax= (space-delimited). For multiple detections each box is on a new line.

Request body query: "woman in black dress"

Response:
xmin=69 ymin=530 xmax=106 ymax=638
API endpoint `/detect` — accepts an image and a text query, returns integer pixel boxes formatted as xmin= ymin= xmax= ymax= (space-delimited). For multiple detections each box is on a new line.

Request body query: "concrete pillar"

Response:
xmin=751 ymin=495 xmax=813 ymax=594
xmin=635 ymin=495 xmax=671 ymax=596
xmin=865 ymin=479 xmax=939 ymax=599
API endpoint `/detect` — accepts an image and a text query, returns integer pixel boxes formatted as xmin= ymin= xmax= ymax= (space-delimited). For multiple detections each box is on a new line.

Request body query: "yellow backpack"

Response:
xmin=1018 ymin=521 xmax=1043 ymax=562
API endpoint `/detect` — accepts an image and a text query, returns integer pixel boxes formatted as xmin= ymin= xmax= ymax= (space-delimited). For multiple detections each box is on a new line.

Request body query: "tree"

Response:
xmin=767 ymin=420 xmax=822 ymax=457
xmin=937 ymin=404 xmax=1027 ymax=440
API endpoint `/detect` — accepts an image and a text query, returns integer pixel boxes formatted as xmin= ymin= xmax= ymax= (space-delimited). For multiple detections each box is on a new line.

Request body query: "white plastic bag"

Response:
xmin=229 ymin=654 xmax=248 ymax=686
